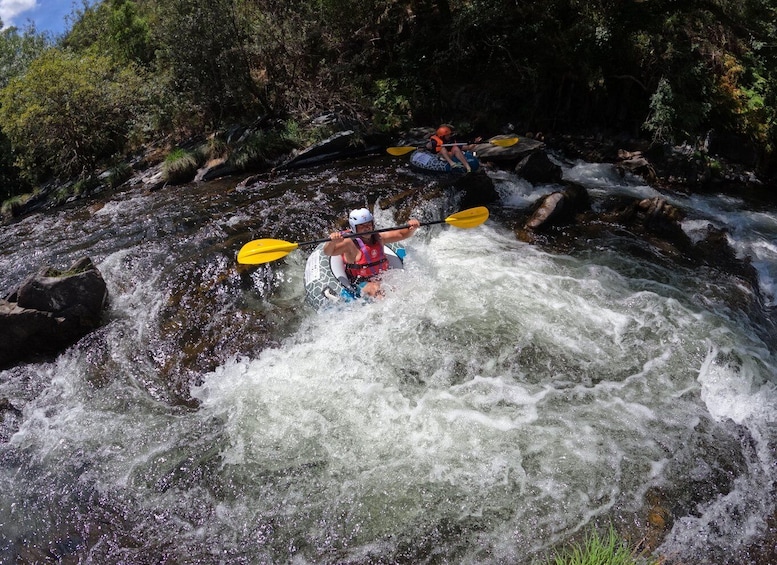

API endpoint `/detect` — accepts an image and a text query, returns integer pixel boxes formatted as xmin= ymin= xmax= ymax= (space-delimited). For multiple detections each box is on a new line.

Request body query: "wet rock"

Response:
xmin=526 ymin=192 xmax=565 ymax=230
xmin=281 ymin=130 xmax=388 ymax=169
xmin=635 ymin=487 xmax=674 ymax=553
xmin=472 ymin=136 xmax=545 ymax=162
xmin=693 ymin=224 xmax=760 ymax=290
xmin=615 ymin=149 xmax=657 ymax=183
xmin=514 ymin=150 xmax=563 ymax=184
xmin=636 ymin=196 xmax=686 ymax=238
xmin=450 ymin=170 xmax=500 ymax=209
xmin=138 ymin=165 xmax=166 ymax=192
xmin=0 ymin=398 xmax=21 ymax=418
xmin=0 ymin=257 xmax=108 ymax=368
xmin=16 ymin=257 xmax=107 ymax=324
xmin=525 ymin=183 xmax=591 ymax=231
xmin=195 ymin=157 xmax=240 ymax=182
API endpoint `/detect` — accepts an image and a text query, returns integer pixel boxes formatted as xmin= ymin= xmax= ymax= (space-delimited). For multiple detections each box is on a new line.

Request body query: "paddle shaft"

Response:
xmin=296 ymin=219 xmax=448 ymax=248
xmin=437 ymin=141 xmax=470 ymax=147
xmin=236 ymin=206 xmax=488 ymax=264
xmin=386 ymin=137 xmax=517 ymax=156
xmin=426 ymin=141 xmax=476 ymax=149
xmin=425 ymin=137 xmax=517 ymax=148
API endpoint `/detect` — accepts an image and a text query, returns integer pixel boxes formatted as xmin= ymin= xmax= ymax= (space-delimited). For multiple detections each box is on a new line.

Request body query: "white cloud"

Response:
xmin=0 ymin=0 xmax=37 ymax=28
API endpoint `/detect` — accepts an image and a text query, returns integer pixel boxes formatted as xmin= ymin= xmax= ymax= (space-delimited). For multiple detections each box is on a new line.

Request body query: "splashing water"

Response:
xmin=1 ymin=158 xmax=776 ymax=563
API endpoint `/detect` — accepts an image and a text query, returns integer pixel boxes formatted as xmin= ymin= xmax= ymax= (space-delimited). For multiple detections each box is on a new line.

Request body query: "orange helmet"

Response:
xmin=436 ymin=125 xmax=452 ymax=137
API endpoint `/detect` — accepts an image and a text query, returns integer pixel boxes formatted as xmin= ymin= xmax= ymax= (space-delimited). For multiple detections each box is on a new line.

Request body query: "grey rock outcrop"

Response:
xmin=1 ymin=257 xmax=108 ymax=368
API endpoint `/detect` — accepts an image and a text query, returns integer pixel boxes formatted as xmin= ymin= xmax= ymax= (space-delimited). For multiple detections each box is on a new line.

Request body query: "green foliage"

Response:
xmin=162 ymin=148 xmax=204 ymax=184
xmin=543 ymin=525 xmax=660 ymax=565
xmin=644 ymin=78 xmax=676 ymax=143
xmin=203 ymin=136 xmax=229 ymax=161
xmin=0 ymin=25 xmax=50 ymax=200
xmin=282 ymin=120 xmax=306 ymax=145
xmin=0 ymin=190 xmax=35 ymax=217
xmin=153 ymin=0 xmax=268 ymax=126
xmin=0 ymin=0 xmax=775 ymax=188
xmin=0 ymin=25 xmax=50 ymax=89
xmin=105 ymin=0 xmax=153 ymax=65
xmin=0 ymin=49 xmax=149 ymax=184
xmin=106 ymin=163 xmax=133 ymax=188
xmin=70 ymin=176 xmax=100 ymax=198
xmin=64 ymin=0 xmax=154 ymax=66
xmin=372 ymin=78 xmax=412 ymax=132
xmin=0 ymin=130 xmax=30 ymax=201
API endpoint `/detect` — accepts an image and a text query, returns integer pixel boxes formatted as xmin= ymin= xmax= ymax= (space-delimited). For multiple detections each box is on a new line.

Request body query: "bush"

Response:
xmin=372 ymin=78 xmax=413 ymax=132
xmin=227 ymin=129 xmax=298 ymax=171
xmin=0 ymin=49 xmax=148 ymax=184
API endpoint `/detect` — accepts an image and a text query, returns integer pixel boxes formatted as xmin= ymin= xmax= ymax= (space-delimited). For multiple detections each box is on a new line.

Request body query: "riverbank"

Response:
xmin=1 ymin=123 xmax=773 ymax=225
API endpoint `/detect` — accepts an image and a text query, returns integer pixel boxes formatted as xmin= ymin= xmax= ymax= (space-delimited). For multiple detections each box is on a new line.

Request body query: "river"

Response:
xmin=1 ymin=152 xmax=775 ymax=564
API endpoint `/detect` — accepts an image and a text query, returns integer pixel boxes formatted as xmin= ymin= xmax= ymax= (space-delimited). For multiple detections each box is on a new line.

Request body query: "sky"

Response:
xmin=0 ymin=0 xmax=76 ymax=37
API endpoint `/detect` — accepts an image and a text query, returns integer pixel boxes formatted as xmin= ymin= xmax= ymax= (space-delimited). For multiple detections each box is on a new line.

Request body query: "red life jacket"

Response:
xmin=344 ymin=236 xmax=388 ymax=279
xmin=428 ymin=134 xmax=445 ymax=153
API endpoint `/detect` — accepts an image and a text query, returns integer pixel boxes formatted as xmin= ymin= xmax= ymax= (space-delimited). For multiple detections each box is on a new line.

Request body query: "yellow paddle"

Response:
xmin=237 ymin=206 xmax=490 ymax=265
xmin=386 ymin=137 xmax=520 ymax=156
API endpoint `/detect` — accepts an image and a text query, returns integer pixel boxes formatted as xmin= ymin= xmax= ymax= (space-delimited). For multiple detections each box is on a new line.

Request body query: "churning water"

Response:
xmin=1 ymin=155 xmax=775 ymax=563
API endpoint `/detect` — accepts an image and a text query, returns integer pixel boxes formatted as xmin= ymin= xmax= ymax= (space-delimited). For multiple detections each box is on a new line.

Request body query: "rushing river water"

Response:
xmin=1 ymin=153 xmax=776 ymax=564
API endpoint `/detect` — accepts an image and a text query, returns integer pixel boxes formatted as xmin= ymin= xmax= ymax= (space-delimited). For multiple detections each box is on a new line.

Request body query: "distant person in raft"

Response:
xmin=323 ymin=208 xmax=420 ymax=298
xmin=425 ymin=124 xmax=481 ymax=172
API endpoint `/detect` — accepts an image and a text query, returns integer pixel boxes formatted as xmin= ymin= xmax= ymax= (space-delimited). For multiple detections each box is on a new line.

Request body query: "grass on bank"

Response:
xmin=162 ymin=147 xmax=205 ymax=184
xmin=0 ymin=191 xmax=36 ymax=217
xmin=543 ymin=526 xmax=661 ymax=565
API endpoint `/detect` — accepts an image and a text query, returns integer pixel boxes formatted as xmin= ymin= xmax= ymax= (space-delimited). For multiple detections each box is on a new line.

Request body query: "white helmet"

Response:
xmin=348 ymin=208 xmax=374 ymax=231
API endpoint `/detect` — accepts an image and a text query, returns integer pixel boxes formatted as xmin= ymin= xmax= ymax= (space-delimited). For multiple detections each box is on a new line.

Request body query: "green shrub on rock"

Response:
xmin=162 ymin=148 xmax=204 ymax=185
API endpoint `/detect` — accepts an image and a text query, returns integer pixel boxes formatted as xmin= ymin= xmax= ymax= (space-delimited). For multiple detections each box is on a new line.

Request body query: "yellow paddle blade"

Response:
xmin=237 ymin=238 xmax=300 ymax=265
xmin=386 ymin=146 xmax=417 ymax=156
xmin=445 ymin=206 xmax=489 ymax=229
xmin=489 ymin=136 xmax=519 ymax=147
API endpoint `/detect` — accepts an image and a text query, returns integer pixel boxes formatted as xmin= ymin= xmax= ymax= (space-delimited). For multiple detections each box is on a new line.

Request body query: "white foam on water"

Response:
xmin=563 ymin=160 xmax=662 ymax=200
xmin=699 ymin=345 xmax=777 ymax=427
xmin=180 ymin=224 xmax=777 ymax=560
xmin=681 ymin=193 xmax=777 ymax=306
xmin=4 ymin=166 xmax=777 ymax=563
xmin=493 ymin=175 xmax=560 ymax=208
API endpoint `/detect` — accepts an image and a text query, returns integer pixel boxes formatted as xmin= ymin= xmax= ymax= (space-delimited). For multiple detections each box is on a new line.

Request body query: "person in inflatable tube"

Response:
xmin=323 ymin=208 xmax=420 ymax=299
xmin=426 ymin=124 xmax=481 ymax=172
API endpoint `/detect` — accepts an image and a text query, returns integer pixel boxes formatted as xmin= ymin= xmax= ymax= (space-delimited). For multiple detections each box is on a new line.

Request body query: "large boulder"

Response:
xmin=525 ymin=183 xmax=591 ymax=230
xmin=472 ymin=136 xmax=545 ymax=161
xmin=514 ymin=150 xmax=563 ymax=184
xmin=1 ymin=257 xmax=108 ymax=368
xmin=450 ymin=170 xmax=500 ymax=209
xmin=281 ymin=130 xmax=390 ymax=170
